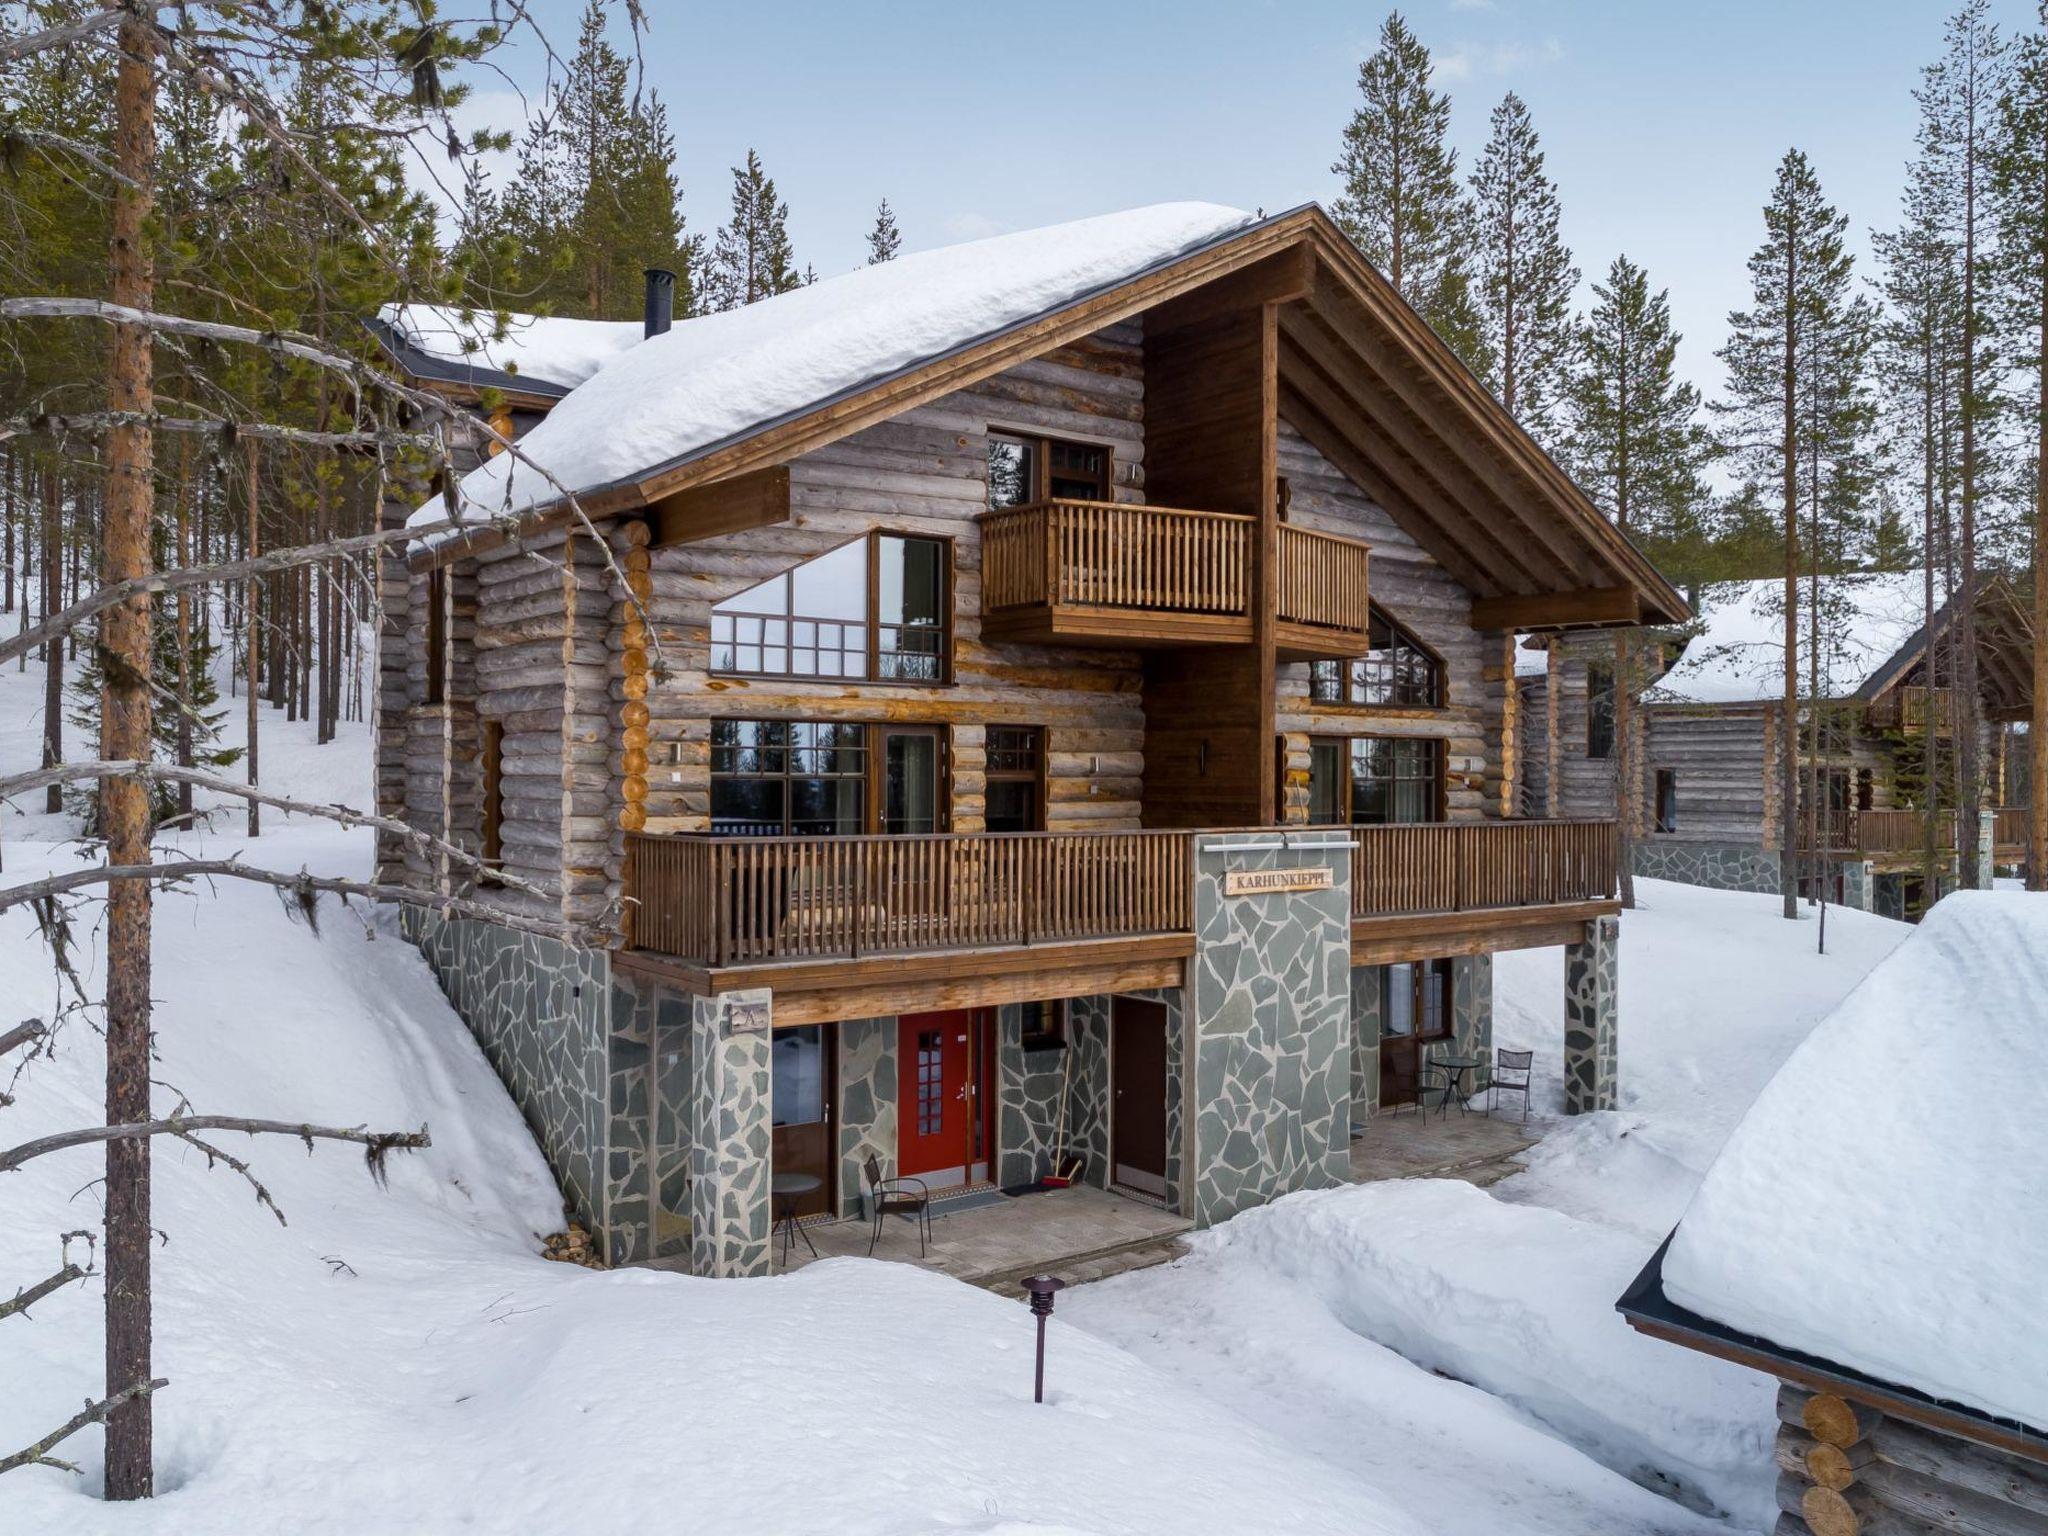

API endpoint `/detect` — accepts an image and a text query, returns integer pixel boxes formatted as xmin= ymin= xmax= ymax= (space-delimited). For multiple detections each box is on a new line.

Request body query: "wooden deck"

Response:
xmin=622 ymin=820 xmax=1620 ymax=1012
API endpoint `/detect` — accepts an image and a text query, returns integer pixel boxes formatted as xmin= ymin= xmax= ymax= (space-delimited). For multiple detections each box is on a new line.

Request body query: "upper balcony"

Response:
xmin=977 ymin=499 xmax=1372 ymax=657
xmin=1866 ymin=685 xmax=1958 ymax=737
xmin=620 ymin=819 xmax=1620 ymax=1019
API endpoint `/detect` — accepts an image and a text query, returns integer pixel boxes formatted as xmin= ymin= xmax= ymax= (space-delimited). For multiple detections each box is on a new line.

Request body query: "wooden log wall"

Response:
xmin=1643 ymin=705 xmax=1773 ymax=848
xmin=1273 ymin=420 xmax=1508 ymax=824
xmin=631 ymin=321 xmax=1152 ymax=840
xmin=1774 ymin=1383 xmax=2048 ymax=1536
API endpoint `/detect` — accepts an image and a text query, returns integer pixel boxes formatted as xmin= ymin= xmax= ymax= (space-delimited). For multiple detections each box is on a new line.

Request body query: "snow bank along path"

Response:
xmin=1665 ymin=890 xmax=2048 ymax=1432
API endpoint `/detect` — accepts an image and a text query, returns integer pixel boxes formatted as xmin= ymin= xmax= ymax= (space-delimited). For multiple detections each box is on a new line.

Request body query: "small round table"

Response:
xmin=771 ymin=1173 xmax=822 ymax=1266
xmin=1431 ymin=1055 xmax=1484 ymax=1118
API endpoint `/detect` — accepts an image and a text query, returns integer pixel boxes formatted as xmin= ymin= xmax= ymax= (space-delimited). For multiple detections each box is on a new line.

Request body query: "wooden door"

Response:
xmin=771 ymin=1024 xmax=836 ymax=1219
xmin=1377 ymin=961 xmax=1451 ymax=1109
xmin=897 ymin=1010 xmax=993 ymax=1187
xmin=1112 ymin=996 xmax=1168 ymax=1197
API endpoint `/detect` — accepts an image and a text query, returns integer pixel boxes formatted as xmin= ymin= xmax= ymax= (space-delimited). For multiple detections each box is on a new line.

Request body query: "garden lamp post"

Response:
xmin=1021 ymin=1273 xmax=1067 ymax=1403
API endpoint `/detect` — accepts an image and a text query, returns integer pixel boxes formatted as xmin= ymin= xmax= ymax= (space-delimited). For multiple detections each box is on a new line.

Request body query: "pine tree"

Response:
xmin=1331 ymin=12 xmax=1487 ymax=373
xmin=498 ymin=107 xmax=573 ymax=302
xmin=867 ymin=197 xmax=902 ymax=264
xmin=1717 ymin=150 xmax=1866 ymax=918
xmin=1991 ymin=0 xmax=2048 ymax=886
xmin=1471 ymin=92 xmax=1579 ymax=439
xmin=1569 ymin=257 xmax=1711 ymax=578
xmin=709 ymin=149 xmax=802 ymax=310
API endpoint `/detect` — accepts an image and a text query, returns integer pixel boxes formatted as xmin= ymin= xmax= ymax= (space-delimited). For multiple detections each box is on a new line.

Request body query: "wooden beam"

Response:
xmin=649 ymin=465 xmax=791 ymax=546
xmin=1145 ymin=246 xmax=1315 ymax=338
xmin=1470 ymin=587 xmax=1642 ymax=632
xmin=1349 ymin=899 xmax=1619 ymax=966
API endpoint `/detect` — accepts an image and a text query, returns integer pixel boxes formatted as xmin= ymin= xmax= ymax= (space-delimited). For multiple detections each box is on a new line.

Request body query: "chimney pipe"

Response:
xmin=643 ymin=268 xmax=676 ymax=338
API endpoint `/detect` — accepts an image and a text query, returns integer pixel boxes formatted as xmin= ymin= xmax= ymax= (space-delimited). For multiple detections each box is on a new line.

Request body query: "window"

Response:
xmin=915 ymin=1029 xmax=946 ymax=1137
xmin=710 ymin=720 xmax=867 ymax=835
xmin=1586 ymin=663 xmax=1616 ymax=760
xmin=424 ymin=567 xmax=447 ymax=706
xmin=1306 ymin=735 xmax=1444 ymax=825
xmin=987 ymin=432 xmax=1111 ymax=508
xmin=984 ymin=725 xmax=1045 ymax=833
xmin=710 ymin=533 xmax=950 ymax=684
xmin=1856 ymin=767 xmax=1875 ymax=812
xmin=1308 ymin=606 xmax=1443 ymax=709
xmin=1381 ymin=960 xmax=1452 ymax=1041
xmin=1654 ymin=769 xmax=1678 ymax=834
xmin=479 ymin=719 xmax=503 ymax=880
xmin=1018 ymin=999 xmax=1065 ymax=1052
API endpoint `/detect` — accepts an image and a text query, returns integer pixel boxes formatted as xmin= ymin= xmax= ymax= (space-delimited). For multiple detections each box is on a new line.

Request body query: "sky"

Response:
xmin=441 ymin=0 xmax=2043 ymax=400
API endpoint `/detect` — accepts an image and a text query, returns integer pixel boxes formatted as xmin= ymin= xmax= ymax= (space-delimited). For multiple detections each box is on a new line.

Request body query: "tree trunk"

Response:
xmin=1781 ymin=224 xmax=1801 ymax=921
xmin=2032 ymin=230 xmax=2047 ymax=891
xmin=174 ymin=440 xmax=193 ymax=818
xmin=245 ymin=441 xmax=260 ymax=838
xmin=1958 ymin=79 xmax=1983 ymax=891
xmin=41 ymin=465 xmax=62 ymax=814
xmin=102 ymin=4 xmax=159 ymax=1501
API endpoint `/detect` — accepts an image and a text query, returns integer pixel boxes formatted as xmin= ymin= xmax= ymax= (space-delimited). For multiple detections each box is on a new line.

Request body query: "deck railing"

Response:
xmin=1993 ymin=807 xmax=2032 ymax=852
xmin=1867 ymin=685 xmax=1957 ymax=736
xmin=627 ymin=818 xmax=1622 ymax=965
xmin=1348 ymin=820 xmax=1619 ymax=917
xmin=980 ymin=499 xmax=1253 ymax=616
xmin=1276 ymin=523 xmax=1371 ymax=634
xmin=1799 ymin=808 xmax=1957 ymax=855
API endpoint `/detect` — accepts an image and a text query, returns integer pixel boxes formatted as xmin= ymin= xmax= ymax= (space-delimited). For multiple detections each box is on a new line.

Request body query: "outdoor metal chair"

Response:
xmin=1422 ymin=1048 xmax=1472 ymax=1118
xmin=1487 ymin=1048 xmax=1534 ymax=1123
xmin=862 ymin=1153 xmax=932 ymax=1257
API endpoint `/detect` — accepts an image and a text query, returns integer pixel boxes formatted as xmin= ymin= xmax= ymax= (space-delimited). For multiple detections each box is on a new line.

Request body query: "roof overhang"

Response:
xmin=405 ymin=204 xmax=1692 ymax=632
xmin=1618 ymin=1236 xmax=2048 ymax=1468
xmin=1857 ymin=573 xmax=2035 ymax=723
xmin=365 ymin=315 xmax=572 ymax=413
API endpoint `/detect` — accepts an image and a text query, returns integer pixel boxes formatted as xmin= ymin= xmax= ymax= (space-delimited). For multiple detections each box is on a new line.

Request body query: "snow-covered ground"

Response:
xmin=0 ymin=616 xmax=1915 ymax=1534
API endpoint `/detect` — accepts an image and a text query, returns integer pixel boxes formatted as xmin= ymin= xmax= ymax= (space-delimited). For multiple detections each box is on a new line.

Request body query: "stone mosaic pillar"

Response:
xmin=1977 ymin=810 xmax=1997 ymax=889
xmin=1451 ymin=954 xmax=1493 ymax=1062
xmin=1562 ymin=916 xmax=1618 ymax=1115
xmin=1188 ymin=834 xmax=1352 ymax=1226
xmin=1840 ymin=860 xmax=1875 ymax=914
xmin=837 ymin=1018 xmax=897 ymax=1219
xmin=689 ymin=988 xmax=772 ymax=1277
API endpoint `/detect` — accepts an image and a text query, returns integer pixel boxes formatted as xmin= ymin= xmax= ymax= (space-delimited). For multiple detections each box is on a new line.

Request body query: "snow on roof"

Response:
xmin=1514 ymin=635 xmax=1549 ymax=679
xmin=1653 ymin=571 xmax=1928 ymax=706
xmin=410 ymin=202 xmax=1255 ymax=536
xmin=1661 ymin=891 xmax=2048 ymax=1431
xmin=378 ymin=302 xmax=646 ymax=393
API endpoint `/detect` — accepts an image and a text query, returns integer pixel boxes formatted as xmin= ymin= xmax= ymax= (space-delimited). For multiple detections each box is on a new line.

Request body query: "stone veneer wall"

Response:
xmin=1633 ymin=839 xmax=1783 ymax=895
xmin=689 ymin=989 xmax=772 ymax=1277
xmin=608 ymin=970 xmax=696 ymax=1262
xmin=1000 ymin=998 xmax=1111 ymax=1191
xmin=405 ymin=911 xmax=611 ymax=1247
xmin=1562 ymin=916 xmax=1619 ymax=1115
xmin=1187 ymin=835 xmax=1352 ymax=1227
xmin=835 ymin=1017 xmax=897 ymax=1218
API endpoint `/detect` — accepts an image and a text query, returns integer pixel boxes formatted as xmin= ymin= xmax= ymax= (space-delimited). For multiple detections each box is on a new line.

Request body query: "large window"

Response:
xmin=984 ymin=724 xmax=1045 ymax=833
xmin=711 ymin=533 xmax=949 ymax=684
xmin=424 ymin=567 xmax=448 ymax=706
xmin=987 ymin=432 xmax=1112 ymax=508
xmin=1586 ymin=663 xmax=1616 ymax=760
xmin=1382 ymin=959 xmax=1453 ymax=1042
xmin=1309 ymin=606 xmax=1443 ymax=709
xmin=1305 ymin=735 xmax=1444 ymax=825
xmin=710 ymin=720 xmax=867 ymax=835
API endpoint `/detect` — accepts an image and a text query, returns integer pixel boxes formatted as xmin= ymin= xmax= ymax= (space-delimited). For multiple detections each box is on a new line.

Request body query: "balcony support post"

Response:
xmin=688 ymin=987 xmax=774 ymax=1278
xmin=1562 ymin=915 xmax=1619 ymax=1115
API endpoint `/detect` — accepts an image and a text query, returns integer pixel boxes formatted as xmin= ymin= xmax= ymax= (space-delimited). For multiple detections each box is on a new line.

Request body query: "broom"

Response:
xmin=1042 ymin=1043 xmax=1085 ymax=1187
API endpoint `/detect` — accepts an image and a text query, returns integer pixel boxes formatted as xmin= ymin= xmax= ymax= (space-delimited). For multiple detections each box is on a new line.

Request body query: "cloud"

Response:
xmin=1434 ymin=35 xmax=1564 ymax=82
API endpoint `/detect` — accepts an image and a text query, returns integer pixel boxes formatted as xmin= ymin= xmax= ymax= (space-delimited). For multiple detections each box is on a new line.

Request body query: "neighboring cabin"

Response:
xmin=371 ymin=203 xmax=1688 ymax=1273
xmin=1518 ymin=573 xmax=2035 ymax=917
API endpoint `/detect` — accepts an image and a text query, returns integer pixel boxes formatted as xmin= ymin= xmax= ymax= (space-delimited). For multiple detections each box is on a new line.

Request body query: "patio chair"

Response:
xmin=1486 ymin=1048 xmax=1534 ymax=1123
xmin=862 ymin=1153 xmax=932 ymax=1258
xmin=1422 ymin=1048 xmax=1472 ymax=1119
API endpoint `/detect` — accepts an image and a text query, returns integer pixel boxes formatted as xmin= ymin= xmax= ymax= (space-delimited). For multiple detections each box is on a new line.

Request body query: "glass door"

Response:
xmin=881 ymin=728 xmax=942 ymax=834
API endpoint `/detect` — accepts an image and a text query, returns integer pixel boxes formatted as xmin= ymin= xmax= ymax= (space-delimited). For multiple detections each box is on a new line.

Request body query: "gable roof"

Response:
xmin=404 ymin=202 xmax=1687 ymax=626
xmin=370 ymin=302 xmax=645 ymax=407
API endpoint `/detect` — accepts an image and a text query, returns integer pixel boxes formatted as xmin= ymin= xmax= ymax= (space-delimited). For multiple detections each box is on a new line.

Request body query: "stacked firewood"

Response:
xmin=538 ymin=1226 xmax=603 ymax=1269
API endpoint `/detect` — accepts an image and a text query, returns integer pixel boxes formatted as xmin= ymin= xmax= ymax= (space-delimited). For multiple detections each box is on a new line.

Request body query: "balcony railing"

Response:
xmin=1993 ymin=806 xmax=2032 ymax=853
xmin=1867 ymin=685 xmax=1956 ymax=736
xmin=1799 ymin=808 xmax=1955 ymax=855
xmin=1276 ymin=522 xmax=1371 ymax=637
xmin=625 ymin=819 xmax=1621 ymax=968
xmin=981 ymin=499 xmax=1253 ymax=617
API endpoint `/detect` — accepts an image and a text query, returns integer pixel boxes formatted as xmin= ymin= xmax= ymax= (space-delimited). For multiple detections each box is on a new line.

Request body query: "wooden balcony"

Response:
xmin=978 ymin=500 xmax=1372 ymax=655
xmin=1800 ymin=809 xmax=1956 ymax=858
xmin=622 ymin=820 xmax=1620 ymax=1018
xmin=1867 ymin=686 xmax=1957 ymax=737
xmin=1993 ymin=806 xmax=2032 ymax=859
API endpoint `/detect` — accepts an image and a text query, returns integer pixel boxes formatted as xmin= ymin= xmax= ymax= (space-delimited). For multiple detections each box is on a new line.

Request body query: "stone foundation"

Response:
xmin=1563 ymin=915 xmax=1619 ymax=1114
xmin=1633 ymin=838 xmax=1782 ymax=894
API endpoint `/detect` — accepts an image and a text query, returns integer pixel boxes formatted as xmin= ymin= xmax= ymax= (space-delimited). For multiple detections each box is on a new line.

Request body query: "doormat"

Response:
xmin=895 ymin=1186 xmax=1010 ymax=1220
xmin=1000 ymin=1181 xmax=1055 ymax=1198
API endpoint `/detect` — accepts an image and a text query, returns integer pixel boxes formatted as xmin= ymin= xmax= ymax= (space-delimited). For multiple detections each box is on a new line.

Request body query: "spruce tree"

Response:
xmin=1331 ymin=12 xmax=1487 ymax=373
xmin=709 ymin=149 xmax=802 ymax=310
xmin=1471 ymin=92 xmax=1579 ymax=440
xmin=867 ymin=197 xmax=902 ymax=264
xmin=1716 ymin=150 xmax=1865 ymax=918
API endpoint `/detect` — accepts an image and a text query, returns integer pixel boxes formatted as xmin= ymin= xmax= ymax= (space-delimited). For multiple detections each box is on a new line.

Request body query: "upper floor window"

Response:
xmin=1586 ymin=663 xmax=1616 ymax=760
xmin=987 ymin=432 xmax=1111 ymax=508
xmin=1654 ymin=769 xmax=1678 ymax=833
xmin=1305 ymin=735 xmax=1444 ymax=826
xmin=1309 ymin=606 xmax=1443 ymax=709
xmin=711 ymin=532 xmax=950 ymax=684
xmin=984 ymin=724 xmax=1045 ymax=833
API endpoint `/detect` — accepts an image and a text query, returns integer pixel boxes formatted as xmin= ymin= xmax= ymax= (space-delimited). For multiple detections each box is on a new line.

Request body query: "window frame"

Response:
xmin=1305 ymin=733 xmax=1447 ymax=826
xmin=985 ymin=429 xmax=1114 ymax=508
xmin=1381 ymin=958 xmax=1454 ymax=1043
xmin=1017 ymin=998 xmax=1066 ymax=1053
xmin=424 ymin=566 xmax=448 ymax=707
xmin=1307 ymin=605 xmax=1447 ymax=713
xmin=709 ymin=718 xmax=960 ymax=837
xmin=708 ymin=530 xmax=954 ymax=687
xmin=983 ymin=723 xmax=1047 ymax=834
xmin=1653 ymin=768 xmax=1678 ymax=834
xmin=1585 ymin=662 xmax=1616 ymax=760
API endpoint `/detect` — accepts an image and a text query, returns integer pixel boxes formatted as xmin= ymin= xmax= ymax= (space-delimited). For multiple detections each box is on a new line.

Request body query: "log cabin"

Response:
xmin=1518 ymin=573 xmax=2035 ymax=919
xmin=372 ymin=202 xmax=1689 ymax=1273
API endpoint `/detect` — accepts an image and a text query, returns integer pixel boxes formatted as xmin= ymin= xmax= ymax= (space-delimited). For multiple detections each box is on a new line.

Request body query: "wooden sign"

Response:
xmin=1223 ymin=867 xmax=1334 ymax=897
xmin=727 ymin=999 xmax=772 ymax=1035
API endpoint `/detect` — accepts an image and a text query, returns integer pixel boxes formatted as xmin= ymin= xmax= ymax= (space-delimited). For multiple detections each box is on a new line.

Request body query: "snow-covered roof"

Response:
xmin=410 ymin=202 xmax=1255 ymax=535
xmin=1514 ymin=635 xmax=1549 ymax=679
xmin=1652 ymin=571 xmax=1929 ymax=706
xmin=377 ymin=302 xmax=646 ymax=394
xmin=1661 ymin=891 xmax=2048 ymax=1432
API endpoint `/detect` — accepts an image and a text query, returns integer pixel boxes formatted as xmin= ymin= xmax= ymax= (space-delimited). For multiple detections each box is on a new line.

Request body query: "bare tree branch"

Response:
xmin=0 ymin=1021 xmax=46 ymax=1061
xmin=172 ymin=1131 xmax=285 ymax=1226
xmin=0 ymin=762 xmax=558 ymax=904
xmin=0 ymin=1379 xmax=168 ymax=1477
xmin=0 ymin=858 xmax=608 ymax=944
xmin=1 ymin=1262 xmax=87 ymax=1324
xmin=0 ymin=125 xmax=141 ymax=190
xmin=1 ymin=1115 xmax=430 ymax=1178
xmin=0 ymin=7 xmax=119 ymax=66
xmin=0 ymin=298 xmax=372 ymax=377
xmin=1 ymin=410 xmax=430 ymax=452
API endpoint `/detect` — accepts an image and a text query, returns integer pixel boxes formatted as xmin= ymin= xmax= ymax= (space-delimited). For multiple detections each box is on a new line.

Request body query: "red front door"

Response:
xmin=897 ymin=1010 xmax=993 ymax=1187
